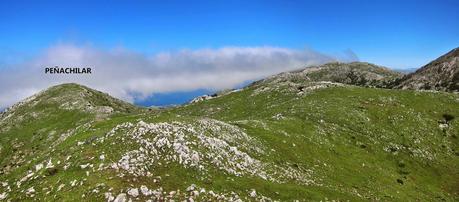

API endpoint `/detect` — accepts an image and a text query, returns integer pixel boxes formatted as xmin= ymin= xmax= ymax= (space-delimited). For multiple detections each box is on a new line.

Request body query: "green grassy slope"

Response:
xmin=0 ymin=78 xmax=458 ymax=201
xmin=174 ymin=83 xmax=459 ymax=201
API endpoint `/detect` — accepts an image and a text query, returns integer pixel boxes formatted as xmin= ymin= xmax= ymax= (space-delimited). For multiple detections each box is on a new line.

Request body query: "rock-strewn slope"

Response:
xmin=0 ymin=83 xmax=140 ymax=179
xmin=396 ymin=47 xmax=459 ymax=92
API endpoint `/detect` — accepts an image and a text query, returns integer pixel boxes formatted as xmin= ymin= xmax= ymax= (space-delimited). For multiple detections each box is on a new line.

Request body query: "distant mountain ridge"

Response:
xmin=252 ymin=48 xmax=459 ymax=93
xmin=395 ymin=47 xmax=459 ymax=92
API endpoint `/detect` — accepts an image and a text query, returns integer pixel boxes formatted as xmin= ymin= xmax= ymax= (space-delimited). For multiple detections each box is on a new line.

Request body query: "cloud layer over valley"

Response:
xmin=0 ymin=44 xmax=358 ymax=109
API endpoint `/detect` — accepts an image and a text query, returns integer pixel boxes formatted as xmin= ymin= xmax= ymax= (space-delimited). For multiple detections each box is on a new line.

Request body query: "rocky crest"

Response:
xmin=395 ymin=47 xmax=459 ymax=92
xmin=253 ymin=62 xmax=403 ymax=89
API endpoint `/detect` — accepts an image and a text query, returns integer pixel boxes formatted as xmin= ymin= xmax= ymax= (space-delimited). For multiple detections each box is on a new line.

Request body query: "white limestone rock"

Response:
xmin=127 ymin=188 xmax=139 ymax=198
xmin=113 ymin=193 xmax=126 ymax=202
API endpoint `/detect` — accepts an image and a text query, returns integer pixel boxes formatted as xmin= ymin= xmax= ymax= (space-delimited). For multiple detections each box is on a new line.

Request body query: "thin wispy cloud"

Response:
xmin=0 ymin=44 xmax=359 ymax=109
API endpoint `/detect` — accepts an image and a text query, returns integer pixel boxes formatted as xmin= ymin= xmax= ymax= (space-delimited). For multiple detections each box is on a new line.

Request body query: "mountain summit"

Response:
xmin=0 ymin=83 xmax=137 ymax=124
xmin=396 ymin=47 xmax=459 ymax=91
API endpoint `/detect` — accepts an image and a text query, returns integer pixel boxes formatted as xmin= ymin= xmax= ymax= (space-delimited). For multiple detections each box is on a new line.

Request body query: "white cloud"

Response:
xmin=0 ymin=44 xmax=358 ymax=109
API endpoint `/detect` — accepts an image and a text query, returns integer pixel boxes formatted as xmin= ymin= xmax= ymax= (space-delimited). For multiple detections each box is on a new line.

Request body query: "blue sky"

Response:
xmin=0 ymin=0 xmax=458 ymax=107
xmin=2 ymin=0 xmax=458 ymax=68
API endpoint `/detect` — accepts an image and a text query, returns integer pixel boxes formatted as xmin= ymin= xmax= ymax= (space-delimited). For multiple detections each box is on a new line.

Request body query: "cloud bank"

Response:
xmin=0 ymin=44 xmax=358 ymax=109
